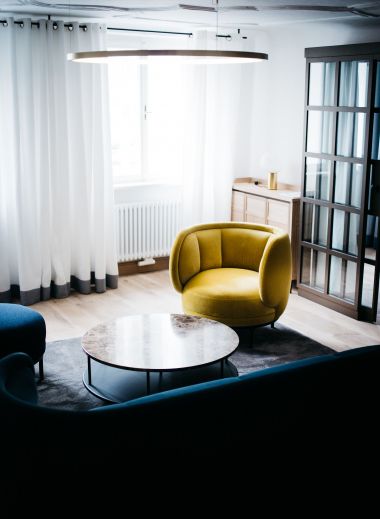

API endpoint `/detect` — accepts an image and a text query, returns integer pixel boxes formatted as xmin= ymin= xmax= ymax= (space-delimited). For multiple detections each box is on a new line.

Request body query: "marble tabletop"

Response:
xmin=82 ymin=313 xmax=239 ymax=371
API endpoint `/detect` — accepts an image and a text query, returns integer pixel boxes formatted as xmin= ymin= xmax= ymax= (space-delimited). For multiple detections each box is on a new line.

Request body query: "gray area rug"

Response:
xmin=37 ymin=323 xmax=334 ymax=411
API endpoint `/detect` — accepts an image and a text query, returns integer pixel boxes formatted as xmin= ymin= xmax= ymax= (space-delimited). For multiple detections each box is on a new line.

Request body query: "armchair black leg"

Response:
xmin=38 ymin=358 xmax=44 ymax=382
xmin=271 ymin=322 xmax=275 ymax=329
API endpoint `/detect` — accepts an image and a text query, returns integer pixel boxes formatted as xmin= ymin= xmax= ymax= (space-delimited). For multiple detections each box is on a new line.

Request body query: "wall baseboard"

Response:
xmin=118 ymin=257 xmax=169 ymax=276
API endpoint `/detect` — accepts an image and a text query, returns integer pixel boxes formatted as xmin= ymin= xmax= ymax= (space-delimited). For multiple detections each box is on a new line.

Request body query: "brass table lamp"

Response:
xmin=268 ymin=172 xmax=278 ymax=190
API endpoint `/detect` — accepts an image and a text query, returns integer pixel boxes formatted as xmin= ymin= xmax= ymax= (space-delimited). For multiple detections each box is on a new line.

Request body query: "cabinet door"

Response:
xmin=267 ymin=200 xmax=290 ymax=231
xmin=232 ymin=191 xmax=245 ymax=210
xmin=231 ymin=191 xmax=245 ymax=221
xmin=231 ymin=210 xmax=245 ymax=221
xmin=231 ymin=208 xmax=245 ymax=222
xmin=246 ymin=194 xmax=266 ymax=224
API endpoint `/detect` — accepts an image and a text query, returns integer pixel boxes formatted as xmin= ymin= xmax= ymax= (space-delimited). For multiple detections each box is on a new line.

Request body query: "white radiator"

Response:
xmin=115 ymin=199 xmax=182 ymax=262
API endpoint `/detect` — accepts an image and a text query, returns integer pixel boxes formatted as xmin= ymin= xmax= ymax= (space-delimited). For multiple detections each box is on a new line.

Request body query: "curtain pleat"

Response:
xmin=0 ymin=19 xmax=118 ymax=305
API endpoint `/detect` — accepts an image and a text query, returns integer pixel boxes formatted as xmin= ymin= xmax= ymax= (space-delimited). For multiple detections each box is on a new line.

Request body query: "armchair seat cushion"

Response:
xmin=183 ymin=268 xmax=275 ymax=327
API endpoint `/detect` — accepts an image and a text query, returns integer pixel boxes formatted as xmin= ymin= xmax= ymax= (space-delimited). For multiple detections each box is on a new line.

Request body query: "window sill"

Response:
xmin=114 ymin=182 xmax=182 ymax=204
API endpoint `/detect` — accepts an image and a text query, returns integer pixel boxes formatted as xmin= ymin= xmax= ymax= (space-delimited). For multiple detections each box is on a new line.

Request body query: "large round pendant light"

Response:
xmin=67 ymin=49 xmax=268 ymax=64
xmin=67 ymin=0 xmax=267 ymax=66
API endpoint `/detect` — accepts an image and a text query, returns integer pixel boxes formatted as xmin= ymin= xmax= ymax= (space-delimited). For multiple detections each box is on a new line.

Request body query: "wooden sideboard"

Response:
xmin=231 ymin=179 xmax=301 ymax=281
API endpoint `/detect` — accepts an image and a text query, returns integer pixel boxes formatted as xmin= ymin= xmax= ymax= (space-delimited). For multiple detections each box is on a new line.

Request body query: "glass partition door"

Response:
xmin=299 ymin=46 xmax=380 ymax=321
xmin=362 ymin=64 xmax=380 ymax=320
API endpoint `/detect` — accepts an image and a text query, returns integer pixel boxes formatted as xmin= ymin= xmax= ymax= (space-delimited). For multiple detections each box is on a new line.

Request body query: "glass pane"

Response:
xmin=329 ymin=256 xmax=342 ymax=298
xmin=305 ymin=158 xmax=331 ymax=200
xmin=365 ymin=215 xmax=378 ymax=249
xmin=108 ymin=62 xmax=142 ymax=182
xmin=336 ymin=112 xmax=366 ymax=158
xmin=365 ymin=245 xmax=376 ymax=261
xmin=301 ymin=248 xmax=326 ymax=291
xmin=146 ymin=62 xmax=187 ymax=182
xmin=339 ymin=61 xmax=369 ymax=107
xmin=368 ymin=163 xmax=380 ymax=216
xmin=301 ymin=248 xmax=311 ymax=285
xmin=361 ymin=263 xmax=375 ymax=308
xmin=331 ymin=210 xmax=361 ymax=257
xmin=348 ymin=213 xmax=360 ymax=256
xmin=334 ymin=162 xmax=363 ymax=208
xmin=302 ymin=203 xmax=313 ymax=242
xmin=346 ymin=261 xmax=357 ymax=301
xmin=316 ymin=206 xmax=329 ymax=247
xmin=329 ymin=257 xmax=356 ymax=302
xmin=372 ymin=114 xmax=380 ymax=160
xmin=306 ymin=111 xmax=333 ymax=154
xmin=309 ymin=62 xmax=335 ymax=106
xmin=302 ymin=203 xmax=328 ymax=247
xmin=332 ymin=209 xmax=346 ymax=251
xmin=375 ymin=61 xmax=380 ymax=108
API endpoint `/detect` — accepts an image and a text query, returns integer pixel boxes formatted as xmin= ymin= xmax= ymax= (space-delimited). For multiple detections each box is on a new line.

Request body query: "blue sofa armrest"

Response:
xmin=0 ymin=352 xmax=38 ymax=406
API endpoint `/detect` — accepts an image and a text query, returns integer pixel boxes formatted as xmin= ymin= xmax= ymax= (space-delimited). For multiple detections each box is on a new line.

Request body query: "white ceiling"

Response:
xmin=1 ymin=1 xmax=380 ymax=29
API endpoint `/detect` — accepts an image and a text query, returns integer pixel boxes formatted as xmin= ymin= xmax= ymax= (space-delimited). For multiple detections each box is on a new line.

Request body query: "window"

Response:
xmin=108 ymin=61 xmax=187 ymax=185
xmin=108 ymin=62 xmax=142 ymax=184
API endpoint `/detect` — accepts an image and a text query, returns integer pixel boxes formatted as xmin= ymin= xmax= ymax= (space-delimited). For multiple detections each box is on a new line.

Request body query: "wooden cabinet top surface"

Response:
xmin=233 ymin=181 xmax=301 ymax=203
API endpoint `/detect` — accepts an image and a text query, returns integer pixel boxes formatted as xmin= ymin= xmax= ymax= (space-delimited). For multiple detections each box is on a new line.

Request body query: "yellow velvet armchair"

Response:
xmin=170 ymin=222 xmax=292 ymax=327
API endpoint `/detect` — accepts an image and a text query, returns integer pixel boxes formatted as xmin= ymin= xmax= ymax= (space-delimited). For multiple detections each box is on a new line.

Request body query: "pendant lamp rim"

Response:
xmin=67 ymin=49 xmax=268 ymax=63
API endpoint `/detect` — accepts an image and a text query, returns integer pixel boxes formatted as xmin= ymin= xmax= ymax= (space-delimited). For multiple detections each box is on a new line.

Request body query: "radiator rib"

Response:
xmin=115 ymin=199 xmax=182 ymax=262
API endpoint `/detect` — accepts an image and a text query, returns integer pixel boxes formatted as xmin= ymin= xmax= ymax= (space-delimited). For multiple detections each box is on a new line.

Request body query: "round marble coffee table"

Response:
xmin=82 ymin=313 xmax=239 ymax=403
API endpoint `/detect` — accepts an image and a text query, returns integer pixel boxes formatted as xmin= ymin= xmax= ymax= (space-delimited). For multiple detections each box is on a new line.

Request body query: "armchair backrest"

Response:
xmin=170 ymin=222 xmax=288 ymax=292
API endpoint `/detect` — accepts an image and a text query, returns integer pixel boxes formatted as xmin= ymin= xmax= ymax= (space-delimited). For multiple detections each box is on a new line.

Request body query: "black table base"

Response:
xmin=83 ymin=358 xmax=238 ymax=404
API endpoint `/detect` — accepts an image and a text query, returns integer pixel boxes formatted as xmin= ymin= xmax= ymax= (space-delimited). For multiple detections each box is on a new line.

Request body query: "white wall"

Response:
xmin=250 ymin=20 xmax=380 ymax=187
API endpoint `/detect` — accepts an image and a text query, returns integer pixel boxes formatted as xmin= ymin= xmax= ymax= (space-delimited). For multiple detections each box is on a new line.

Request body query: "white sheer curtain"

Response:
xmin=0 ymin=19 xmax=118 ymax=305
xmin=181 ymin=31 xmax=247 ymax=227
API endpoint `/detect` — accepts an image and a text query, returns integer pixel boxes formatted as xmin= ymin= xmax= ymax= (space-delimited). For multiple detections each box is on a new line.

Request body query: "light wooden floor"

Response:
xmin=33 ymin=270 xmax=380 ymax=352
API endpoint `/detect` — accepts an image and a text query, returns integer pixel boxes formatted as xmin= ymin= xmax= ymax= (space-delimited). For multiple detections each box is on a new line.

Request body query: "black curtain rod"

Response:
xmin=108 ymin=27 xmax=233 ymax=39
xmin=108 ymin=27 xmax=193 ymax=37
xmin=107 ymin=27 xmax=232 ymax=40
xmin=0 ymin=19 xmax=88 ymax=30
xmin=0 ymin=21 xmax=232 ymax=39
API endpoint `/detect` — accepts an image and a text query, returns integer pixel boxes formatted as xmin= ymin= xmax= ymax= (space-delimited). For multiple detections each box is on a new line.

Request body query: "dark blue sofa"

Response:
xmin=1 ymin=345 xmax=380 ymax=476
